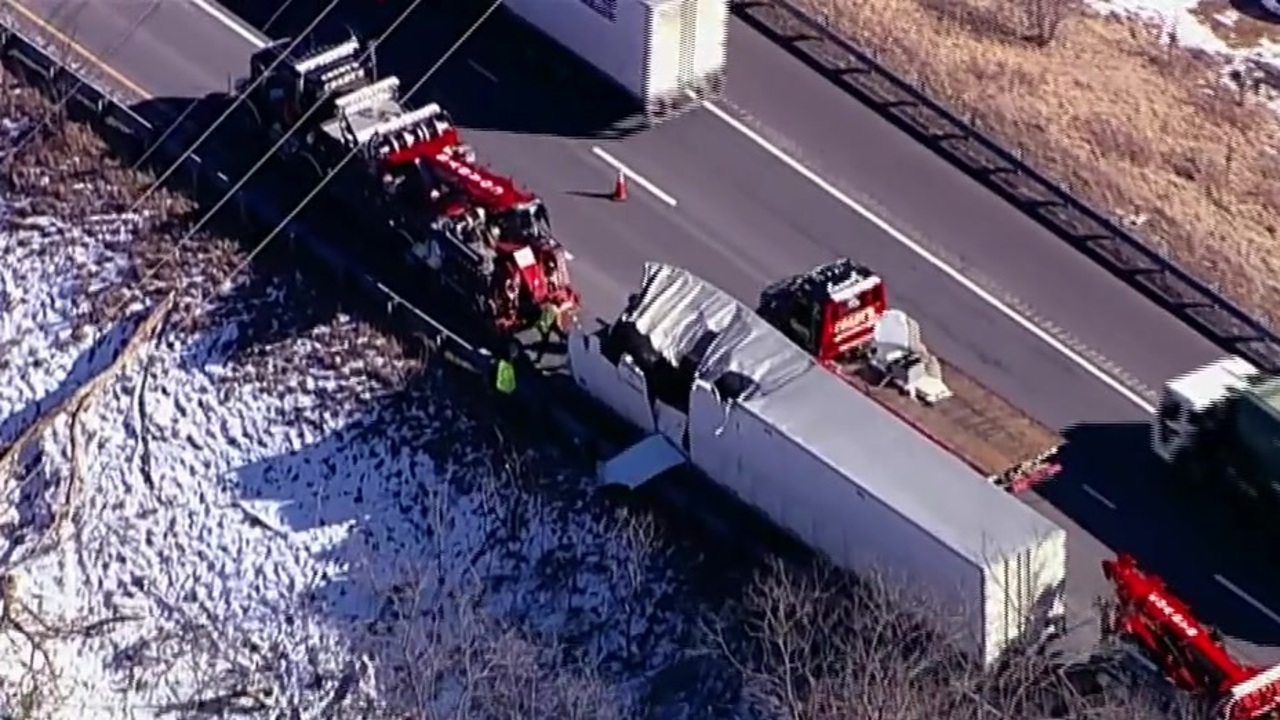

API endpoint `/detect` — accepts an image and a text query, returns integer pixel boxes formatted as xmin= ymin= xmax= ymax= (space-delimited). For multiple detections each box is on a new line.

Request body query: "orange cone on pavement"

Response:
xmin=612 ymin=170 xmax=628 ymax=202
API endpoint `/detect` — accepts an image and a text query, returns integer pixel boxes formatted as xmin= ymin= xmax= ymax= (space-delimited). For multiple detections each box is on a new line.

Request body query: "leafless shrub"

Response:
xmin=706 ymin=557 xmax=1180 ymax=720
xmin=0 ymin=300 xmax=168 ymax=719
xmin=1020 ymin=0 xmax=1078 ymax=46
xmin=328 ymin=477 xmax=626 ymax=720
xmin=609 ymin=508 xmax=664 ymax=661
xmin=707 ymin=557 xmax=972 ymax=720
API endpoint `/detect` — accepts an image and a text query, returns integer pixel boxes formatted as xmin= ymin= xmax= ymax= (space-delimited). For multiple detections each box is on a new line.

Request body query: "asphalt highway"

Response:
xmin=11 ymin=0 xmax=1280 ymax=665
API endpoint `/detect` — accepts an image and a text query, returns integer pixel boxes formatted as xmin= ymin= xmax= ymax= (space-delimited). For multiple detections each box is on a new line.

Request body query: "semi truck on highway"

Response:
xmin=567 ymin=261 xmax=1068 ymax=667
xmin=500 ymin=0 xmax=729 ymax=121
xmin=1152 ymin=355 xmax=1280 ymax=521
xmin=235 ymin=36 xmax=581 ymax=336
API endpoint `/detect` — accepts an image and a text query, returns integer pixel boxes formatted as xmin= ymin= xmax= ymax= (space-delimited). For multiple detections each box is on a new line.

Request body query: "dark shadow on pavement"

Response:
xmin=218 ymin=0 xmax=645 ymax=140
xmin=1044 ymin=422 xmax=1280 ymax=648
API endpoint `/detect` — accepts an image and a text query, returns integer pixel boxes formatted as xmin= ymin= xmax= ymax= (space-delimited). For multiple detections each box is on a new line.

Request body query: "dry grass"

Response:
xmin=788 ymin=0 xmax=1280 ymax=325
xmin=0 ymin=67 xmax=246 ymax=334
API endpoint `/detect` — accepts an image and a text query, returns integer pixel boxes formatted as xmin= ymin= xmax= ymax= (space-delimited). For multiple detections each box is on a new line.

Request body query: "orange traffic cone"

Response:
xmin=612 ymin=170 xmax=628 ymax=202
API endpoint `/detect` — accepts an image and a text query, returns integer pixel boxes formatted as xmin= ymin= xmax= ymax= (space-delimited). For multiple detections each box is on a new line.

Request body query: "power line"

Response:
xmin=126 ymin=0 xmax=305 ymax=176
xmin=95 ymin=0 xmax=427 ymax=324
xmin=128 ymin=0 xmax=338 ymax=205
xmin=210 ymin=0 xmax=505 ymax=300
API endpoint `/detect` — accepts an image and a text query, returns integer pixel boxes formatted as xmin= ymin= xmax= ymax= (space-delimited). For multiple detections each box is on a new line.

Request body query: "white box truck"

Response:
xmin=499 ymin=0 xmax=729 ymax=120
xmin=568 ymin=263 xmax=1068 ymax=667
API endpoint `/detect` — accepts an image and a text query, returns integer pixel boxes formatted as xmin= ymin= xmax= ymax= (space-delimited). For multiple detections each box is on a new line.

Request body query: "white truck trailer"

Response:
xmin=568 ymin=263 xmax=1068 ymax=667
xmin=499 ymin=0 xmax=729 ymax=120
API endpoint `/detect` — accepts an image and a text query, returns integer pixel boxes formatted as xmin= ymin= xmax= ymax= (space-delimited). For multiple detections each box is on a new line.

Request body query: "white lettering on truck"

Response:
xmin=1147 ymin=591 xmax=1200 ymax=638
xmin=833 ymin=306 xmax=877 ymax=336
xmin=436 ymin=152 xmax=504 ymax=196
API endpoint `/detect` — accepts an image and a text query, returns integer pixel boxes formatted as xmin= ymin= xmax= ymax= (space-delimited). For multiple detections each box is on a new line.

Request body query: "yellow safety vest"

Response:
xmin=495 ymin=360 xmax=517 ymax=395
xmin=536 ymin=304 xmax=559 ymax=335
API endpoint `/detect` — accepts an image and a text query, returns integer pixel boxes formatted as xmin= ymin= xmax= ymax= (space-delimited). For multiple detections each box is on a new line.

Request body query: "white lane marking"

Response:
xmin=697 ymin=100 xmax=1155 ymax=414
xmin=1216 ymin=575 xmax=1280 ymax=626
xmin=189 ymin=0 xmax=269 ymax=48
xmin=1081 ymin=484 xmax=1116 ymax=510
xmin=590 ymin=146 xmax=678 ymax=207
xmin=468 ymin=60 xmax=498 ymax=82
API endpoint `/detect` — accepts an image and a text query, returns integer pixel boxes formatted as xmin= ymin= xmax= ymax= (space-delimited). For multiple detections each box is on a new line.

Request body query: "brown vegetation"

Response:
xmin=712 ymin=557 xmax=1188 ymax=720
xmin=788 ymin=0 xmax=1280 ymax=325
xmin=0 ymin=68 xmax=238 ymax=333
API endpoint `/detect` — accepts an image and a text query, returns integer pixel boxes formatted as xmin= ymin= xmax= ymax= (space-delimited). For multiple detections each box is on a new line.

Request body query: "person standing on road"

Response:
xmin=494 ymin=356 xmax=517 ymax=396
xmin=533 ymin=301 xmax=571 ymax=363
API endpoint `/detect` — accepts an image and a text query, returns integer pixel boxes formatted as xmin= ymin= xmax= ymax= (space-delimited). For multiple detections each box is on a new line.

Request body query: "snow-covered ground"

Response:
xmin=0 ymin=110 xmax=719 ymax=719
xmin=1089 ymin=0 xmax=1280 ymax=75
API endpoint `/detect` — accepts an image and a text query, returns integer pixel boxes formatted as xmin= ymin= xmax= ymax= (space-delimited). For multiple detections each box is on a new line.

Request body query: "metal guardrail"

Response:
xmin=739 ymin=0 xmax=1280 ymax=372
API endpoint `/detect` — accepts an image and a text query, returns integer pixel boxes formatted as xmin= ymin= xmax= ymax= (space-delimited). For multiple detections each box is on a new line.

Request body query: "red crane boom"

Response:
xmin=1102 ymin=554 xmax=1280 ymax=720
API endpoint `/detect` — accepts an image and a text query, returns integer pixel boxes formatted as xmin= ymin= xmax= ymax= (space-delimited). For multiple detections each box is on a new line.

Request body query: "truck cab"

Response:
xmin=496 ymin=200 xmax=552 ymax=242
xmin=1153 ymin=355 xmax=1258 ymax=463
xmin=757 ymin=258 xmax=886 ymax=363
xmin=1153 ymin=357 xmax=1280 ymax=522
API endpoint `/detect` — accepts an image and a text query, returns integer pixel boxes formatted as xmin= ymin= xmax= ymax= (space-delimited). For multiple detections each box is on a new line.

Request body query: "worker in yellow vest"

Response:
xmin=534 ymin=301 xmax=571 ymax=363
xmin=494 ymin=357 xmax=516 ymax=395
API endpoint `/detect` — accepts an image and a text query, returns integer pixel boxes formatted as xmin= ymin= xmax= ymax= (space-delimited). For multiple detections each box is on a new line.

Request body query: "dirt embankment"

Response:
xmin=790 ymin=0 xmax=1280 ymax=326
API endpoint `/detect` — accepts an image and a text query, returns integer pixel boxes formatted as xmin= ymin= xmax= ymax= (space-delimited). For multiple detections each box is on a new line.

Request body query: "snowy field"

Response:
xmin=0 ymin=95 xmax=719 ymax=719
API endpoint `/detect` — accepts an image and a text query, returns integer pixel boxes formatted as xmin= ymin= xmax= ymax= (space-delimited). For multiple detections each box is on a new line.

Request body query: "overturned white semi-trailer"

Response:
xmin=568 ymin=262 xmax=1068 ymax=667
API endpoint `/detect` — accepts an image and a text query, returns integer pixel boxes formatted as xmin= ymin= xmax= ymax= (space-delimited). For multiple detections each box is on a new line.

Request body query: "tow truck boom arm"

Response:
xmin=1102 ymin=554 xmax=1280 ymax=720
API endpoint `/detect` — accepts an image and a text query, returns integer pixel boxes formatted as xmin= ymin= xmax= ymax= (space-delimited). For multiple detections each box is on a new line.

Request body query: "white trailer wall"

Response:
xmin=570 ymin=263 xmax=1068 ymax=666
xmin=500 ymin=0 xmax=728 ymax=118
xmin=687 ymin=375 xmax=981 ymax=626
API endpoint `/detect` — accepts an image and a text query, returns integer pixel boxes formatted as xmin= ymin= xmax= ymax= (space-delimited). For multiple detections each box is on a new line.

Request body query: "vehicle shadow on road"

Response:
xmin=1046 ymin=421 xmax=1280 ymax=647
xmin=218 ymin=0 xmax=647 ymax=140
